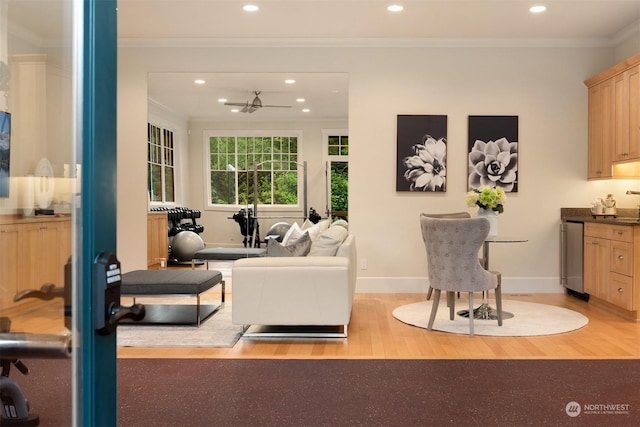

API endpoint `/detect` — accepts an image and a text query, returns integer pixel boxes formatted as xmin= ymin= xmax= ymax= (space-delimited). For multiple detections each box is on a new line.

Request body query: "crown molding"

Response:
xmin=118 ymin=36 xmax=615 ymax=49
xmin=612 ymin=19 xmax=640 ymax=45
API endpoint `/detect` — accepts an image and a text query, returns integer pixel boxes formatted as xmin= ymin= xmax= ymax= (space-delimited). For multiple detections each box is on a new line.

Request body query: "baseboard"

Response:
xmin=355 ymin=276 xmax=564 ymax=294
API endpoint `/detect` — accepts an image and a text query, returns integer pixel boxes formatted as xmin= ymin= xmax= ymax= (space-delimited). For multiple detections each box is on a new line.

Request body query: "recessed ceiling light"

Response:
xmin=243 ymin=5 xmax=259 ymax=12
xmin=285 ymin=79 xmax=296 ymax=84
xmin=217 ymin=98 xmax=227 ymax=103
xmin=529 ymin=5 xmax=547 ymax=13
xmin=302 ymin=109 xmax=310 ymax=113
xmin=231 ymin=109 xmax=240 ymax=113
xmin=387 ymin=5 xmax=404 ymax=12
xmin=296 ymin=98 xmax=305 ymax=103
xmin=194 ymin=79 xmax=205 ymax=85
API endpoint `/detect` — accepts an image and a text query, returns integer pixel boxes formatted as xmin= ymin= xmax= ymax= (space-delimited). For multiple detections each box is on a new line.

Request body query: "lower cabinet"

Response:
xmin=584 ymin=235 xmax=609 ymax=299
xmin=0 ymin=216 xmax=71 ymax=309
xmin=147 ymin=212 xmax=168 ymax=267
xmin=610 ymin=272 xmax=634 ymax=311
xmin=584 ymin=222 xmax=638 ymax=320
xmin=0 ymin=224 xmax=23 ymax=309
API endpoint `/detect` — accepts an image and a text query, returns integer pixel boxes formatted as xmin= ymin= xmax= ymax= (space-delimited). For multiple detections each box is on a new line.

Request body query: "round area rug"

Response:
xmin=392 ymin=299 xmax=589 ymax=337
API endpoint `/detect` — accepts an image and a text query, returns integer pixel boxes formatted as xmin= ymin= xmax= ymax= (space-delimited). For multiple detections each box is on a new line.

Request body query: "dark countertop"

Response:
xmin=561 ymin=207 xmax=640 ymax=225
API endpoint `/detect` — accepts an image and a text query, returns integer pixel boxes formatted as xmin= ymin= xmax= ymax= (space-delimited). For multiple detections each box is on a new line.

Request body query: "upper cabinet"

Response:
xmin=585 ymin=54 xmax=640 ymax=180
xmin=587 ymin=80 xmax=614 ymax=179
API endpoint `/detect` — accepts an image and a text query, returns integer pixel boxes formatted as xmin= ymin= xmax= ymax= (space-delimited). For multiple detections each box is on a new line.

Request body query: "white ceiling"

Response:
xmin=117 ymin=0 xmax=640 ymax=42
xmin=6 ymin=1 xmax=640 ymax=122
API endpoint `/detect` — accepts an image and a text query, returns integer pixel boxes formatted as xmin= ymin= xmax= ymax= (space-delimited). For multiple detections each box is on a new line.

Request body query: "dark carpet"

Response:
xmin=7 ymin=358 xmax=640 ymax=426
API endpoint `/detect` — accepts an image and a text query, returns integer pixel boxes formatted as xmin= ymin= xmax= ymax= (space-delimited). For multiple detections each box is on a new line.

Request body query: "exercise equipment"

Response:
xmin=151 ymin=207 xmax=206 ymax=264
xmin=169 ymin=230 xmax=205 ymax=263
xmin=1 ymin=317 xmax=71 ymax=427
xmin=232 ymin=207 xmax=260 ymax=247
xmin=264 ymin=222 xmax=291 ymax=243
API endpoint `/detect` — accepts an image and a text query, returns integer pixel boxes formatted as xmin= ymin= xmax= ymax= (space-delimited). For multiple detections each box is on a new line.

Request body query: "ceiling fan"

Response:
xmin=224 ymin=91 xmax=292 ymax=113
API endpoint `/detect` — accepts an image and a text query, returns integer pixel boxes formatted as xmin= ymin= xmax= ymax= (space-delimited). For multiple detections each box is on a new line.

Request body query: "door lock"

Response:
xmin=94 ymin=252 xmax=145 ymax=335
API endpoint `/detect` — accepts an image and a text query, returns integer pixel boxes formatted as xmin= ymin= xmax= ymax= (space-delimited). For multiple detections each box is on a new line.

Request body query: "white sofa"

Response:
xmin=231 ymin=234 xmax=357 ymax=338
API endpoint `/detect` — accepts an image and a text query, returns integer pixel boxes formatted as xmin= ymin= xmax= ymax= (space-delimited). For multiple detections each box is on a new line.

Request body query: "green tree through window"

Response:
xmin=147 ymin=123 xmax=175 ymax=203
xmin=208 ymin=133 xmax=299 ymax=206
xmin=325 ymin=132 xmax=348 ymax=218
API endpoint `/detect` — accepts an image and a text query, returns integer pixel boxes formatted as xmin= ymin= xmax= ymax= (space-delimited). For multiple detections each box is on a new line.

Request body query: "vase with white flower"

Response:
xmin=465 ymin=186 xmax=506 ymax=237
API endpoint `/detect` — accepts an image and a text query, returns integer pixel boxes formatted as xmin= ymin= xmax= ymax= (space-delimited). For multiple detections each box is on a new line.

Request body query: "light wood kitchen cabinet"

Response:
xmin=610 ymin=272 xmax=634 ymax=311
xmin=583 ymin=222 xmax=639 ymax=320
xmin=22 ymin=221 xmax=67 ymax=293
xmin=583 ymin=233 xmax=609 ymax=299
xmin=585 ymin=54 xmax=640 ymax=179
xmin=0 ymin=216 xmax=71 ymax=309
xmin=147 ymin=212 xmax=168 ymax=267
xmin=613 ymin=66 xmax=640 ymax=161
xmin=0 ymin=224 xmax=23 ymax=309
xmin=587 ymin=81 xmax=614 ymax=179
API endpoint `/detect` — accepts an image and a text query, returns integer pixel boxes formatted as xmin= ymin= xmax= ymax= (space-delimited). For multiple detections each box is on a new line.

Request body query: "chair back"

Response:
xmin=420 ymin=212 xmax=470 ymax=219
xmin=419 ymin=212 xmax=470 ymax=243
xmin=420 ymin=216 xmax=497 ymax=293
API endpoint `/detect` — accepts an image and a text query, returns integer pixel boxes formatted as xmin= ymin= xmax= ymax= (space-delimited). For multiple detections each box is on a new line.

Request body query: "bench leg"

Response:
xmin=196 ymin=294 xmax=201 ymax=327
xmin=191 ymin=258 xmax=210 ymax=270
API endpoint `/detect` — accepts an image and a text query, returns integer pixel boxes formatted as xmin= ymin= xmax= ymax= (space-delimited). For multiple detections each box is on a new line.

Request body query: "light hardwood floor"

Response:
xmin=5 ymin=290 xmax=640 ymax=360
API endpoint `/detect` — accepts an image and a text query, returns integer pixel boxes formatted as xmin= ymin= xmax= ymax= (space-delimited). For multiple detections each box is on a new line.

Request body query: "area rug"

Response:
xmin=392 ymin=299 xmax=589 ymax=336
xmin=117 ymin=303 xmax=242 ymax=348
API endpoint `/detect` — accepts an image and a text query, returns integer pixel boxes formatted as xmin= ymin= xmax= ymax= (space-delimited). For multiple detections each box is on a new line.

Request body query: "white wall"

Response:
xmin=118 ymin=43 xmax=638 ymax=292
xmin=614 ymin=22 xmax=640 ymax=63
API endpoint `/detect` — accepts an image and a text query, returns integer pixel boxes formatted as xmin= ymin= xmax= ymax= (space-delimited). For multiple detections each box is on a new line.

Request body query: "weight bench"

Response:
xmin=191 ymin=247 xmax=267 ymax=269
xmin=120 ymin=270 xmax=224 ymax=326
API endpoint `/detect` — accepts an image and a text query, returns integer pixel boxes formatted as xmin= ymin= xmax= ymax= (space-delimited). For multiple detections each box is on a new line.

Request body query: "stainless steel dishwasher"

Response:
xmin=560 ymin=221 xmax=588 ymax=300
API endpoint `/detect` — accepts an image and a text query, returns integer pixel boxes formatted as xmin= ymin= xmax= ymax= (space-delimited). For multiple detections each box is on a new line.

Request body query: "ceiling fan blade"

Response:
xmin=226 ymin=91 xmax=292 ymax=112
xmin=239 ymin=105 xmax=257 ymax=113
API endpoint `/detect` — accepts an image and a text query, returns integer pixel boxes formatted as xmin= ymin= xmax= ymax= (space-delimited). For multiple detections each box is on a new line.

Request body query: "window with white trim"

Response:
xmin=205 ymin=132 xmax=300 ymax=207
xmin=147 ymin=123 xmax=175 ymax=203
xmin=323 ymin=130 xmax=349 ymax=218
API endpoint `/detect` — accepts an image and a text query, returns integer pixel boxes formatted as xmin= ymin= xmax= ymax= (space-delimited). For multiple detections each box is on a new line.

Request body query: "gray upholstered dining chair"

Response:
xmin=420 ymin=216 xmax=502 ymax=337
xmin=420 ymin=212 xmax=471 ymax=300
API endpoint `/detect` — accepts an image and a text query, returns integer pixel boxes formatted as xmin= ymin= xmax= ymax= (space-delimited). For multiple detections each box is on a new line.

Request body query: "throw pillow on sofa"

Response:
xmin=301 ymin=218 xmax=330 ymax=241
xmin=330 ymin=219 xmax=348 ymax=230
xmin=282 ymin=222 xmax=304 ymax=245
xmin=307 ymin=225 xmax=348 ymax=256
xmin=267 ymin=232 xmax=311 ymax=257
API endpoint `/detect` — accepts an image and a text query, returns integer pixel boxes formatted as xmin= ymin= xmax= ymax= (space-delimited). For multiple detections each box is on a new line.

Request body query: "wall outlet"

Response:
xmin=361 ymin=258 xmax=368 ymax=270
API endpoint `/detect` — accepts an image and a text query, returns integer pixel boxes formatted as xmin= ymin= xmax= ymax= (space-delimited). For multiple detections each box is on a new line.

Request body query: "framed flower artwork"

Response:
xmin=467 ymin=115 xmax=518 ymax=192
xmin=396 ymin=114 xmax=447 ymax=192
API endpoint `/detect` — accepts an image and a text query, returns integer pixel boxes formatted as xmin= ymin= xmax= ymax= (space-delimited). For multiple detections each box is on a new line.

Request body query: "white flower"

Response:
xmin=402 ymin=135 xmax=447 ymax=191
xmin=465 ymin=185 xmax=506 ymax=214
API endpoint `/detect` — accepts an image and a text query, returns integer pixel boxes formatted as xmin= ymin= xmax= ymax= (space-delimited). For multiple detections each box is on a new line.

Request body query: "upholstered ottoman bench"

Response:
xmin=191 ymin=247 xmax=267 ymax=269
xmin=121 ymin=270 xmax=224 ymax=326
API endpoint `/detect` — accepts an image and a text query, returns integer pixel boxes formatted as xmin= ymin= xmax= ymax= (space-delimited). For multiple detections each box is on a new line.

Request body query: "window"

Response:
xmin=328 ymin=134 xmax=349 ymax=156
xmin=206 ymin=132 xmax=300 ymax=207
xmin=324 ymin=131 xmax=349 ymax=218
xmin=147 ymin=123 xmax=175 ymax=203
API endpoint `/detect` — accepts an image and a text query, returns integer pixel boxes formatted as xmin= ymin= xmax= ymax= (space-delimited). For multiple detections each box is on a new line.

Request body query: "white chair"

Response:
xmin=420 ymin=212 xmax=471 ymax=300
xmin=420 ymin=216 xmax=502 ymax=337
